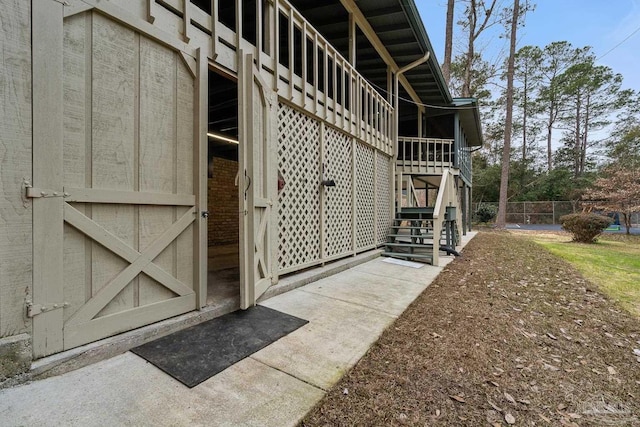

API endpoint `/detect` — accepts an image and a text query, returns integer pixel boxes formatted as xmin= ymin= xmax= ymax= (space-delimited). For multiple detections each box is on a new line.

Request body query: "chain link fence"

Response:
xmin=472 ymin=201 xmax=640 ymax=225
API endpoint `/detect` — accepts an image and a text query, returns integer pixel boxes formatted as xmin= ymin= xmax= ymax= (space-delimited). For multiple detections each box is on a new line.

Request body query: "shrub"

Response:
xmin=474 ymin=204 xmax=497 ymax=223
xmin=560 ymin=213 xmax=612 ymax=243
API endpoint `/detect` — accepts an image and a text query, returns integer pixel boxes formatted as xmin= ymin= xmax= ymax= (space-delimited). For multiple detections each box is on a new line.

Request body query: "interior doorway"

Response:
xmin=207 ymin=69 xmax=240 ymax=306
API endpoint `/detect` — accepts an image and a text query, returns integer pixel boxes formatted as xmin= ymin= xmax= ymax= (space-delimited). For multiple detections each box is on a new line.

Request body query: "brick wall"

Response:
xmin=208 ymin=157 xmax=239 ymax=245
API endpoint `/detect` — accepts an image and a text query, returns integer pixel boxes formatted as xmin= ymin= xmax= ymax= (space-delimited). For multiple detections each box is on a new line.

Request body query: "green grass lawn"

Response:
xmin=532 ymin=233 xmax=640 ymax=317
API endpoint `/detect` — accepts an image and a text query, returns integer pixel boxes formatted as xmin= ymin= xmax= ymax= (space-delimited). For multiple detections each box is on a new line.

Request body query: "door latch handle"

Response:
xmin=201 ymin=211 xmax=210 ymax=219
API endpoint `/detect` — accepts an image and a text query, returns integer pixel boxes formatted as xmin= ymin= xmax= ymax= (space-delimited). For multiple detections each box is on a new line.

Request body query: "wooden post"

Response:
xmin=351 ymin=138 xmax=357 ymax=253
xmin=319 ymin=122 xmax=326 ymax=260
xmin=182 ymin=0 xmax=191 ymax=42
xmin=211 ymin=0 xmax=218 ymax=59
xmin=195 ymin=48 xmax=208 ymax=308
xmin=32 ymin=0 xmax=65 ymax=357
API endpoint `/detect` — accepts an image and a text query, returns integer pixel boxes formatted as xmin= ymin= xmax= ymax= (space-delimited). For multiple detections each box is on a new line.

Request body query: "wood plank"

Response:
xmin=64 ymin=188 xmax=195 ymax=205
xmin=63 ymin=0 xmax=93 ymax=18
xmin=0 ymin=0 xmax=33 ymax=338
xmin=176 ymin=55 xmax=195 ymax=297
xmin=32 ymin=0 xmax=65 ymax=357
xmin=62 ymin=11 xmax=91 ymax=322
xmin=80 ymin=0 xmax=196 ymax=58
xmin=339 ymin=0 xmax=423 ymax=108
xmin=139 ymin=36 xmax=177 ymax=306
xmin=194 ymin=47 xmax=208 ymax=308
xmin=91 ymin=13 xmax=137 ymax=317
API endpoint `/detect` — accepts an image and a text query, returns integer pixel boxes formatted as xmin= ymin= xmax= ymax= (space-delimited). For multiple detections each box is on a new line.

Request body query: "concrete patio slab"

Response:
xmin=256 ymin=289 xmax=396 ymax=390
xmin=0 ymin=352 xmax=323 ymax=427
xmin=299 ymin=267 xmax=432 ymax=316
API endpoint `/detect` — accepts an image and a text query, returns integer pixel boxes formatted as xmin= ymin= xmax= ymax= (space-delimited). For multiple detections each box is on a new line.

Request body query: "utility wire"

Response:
xmin=363 ymin=24 xmax=640 ymax=111
xmin=367 ymin=80 xmax=479 ymax=110
xmin=596 ymin=24 xmax=640 ymax=61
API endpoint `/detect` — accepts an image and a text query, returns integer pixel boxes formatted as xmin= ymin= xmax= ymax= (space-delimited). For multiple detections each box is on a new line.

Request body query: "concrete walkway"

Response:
xmin=0 ymin=233 xmax=475 ymax=426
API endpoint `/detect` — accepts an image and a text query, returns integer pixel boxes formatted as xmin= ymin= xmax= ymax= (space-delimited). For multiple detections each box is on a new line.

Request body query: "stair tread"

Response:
xmin=382 ymin=252 xmax=433 ymax=259
xmin=387 ymin=234 xmax=434 ymax=238
xmin=385 ymin=241 xmax=435 ymax=248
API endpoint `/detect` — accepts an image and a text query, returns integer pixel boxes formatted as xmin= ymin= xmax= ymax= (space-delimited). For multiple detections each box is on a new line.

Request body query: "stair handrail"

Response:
xmin=407 ymin=176 xmax=420 ymax=207
xmin=431 ymin=169 xmax=454 ymax=266
xmin=432 ymin=169 xmax=451 ymax=221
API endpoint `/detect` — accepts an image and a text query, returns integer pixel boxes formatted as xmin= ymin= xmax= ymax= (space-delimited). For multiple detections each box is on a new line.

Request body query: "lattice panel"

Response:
xmin=323 ymin=127 xmax=353 ymax=258
xmin=376 ymin=151 xmax=392 ymax=244
xmin=355 ymin=142 xmax=376 ymax=249
xmin=277 ymin=103 xmax=321 ymax=271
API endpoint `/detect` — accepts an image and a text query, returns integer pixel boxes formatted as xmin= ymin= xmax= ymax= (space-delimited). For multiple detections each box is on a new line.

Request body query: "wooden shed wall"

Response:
xmin=0 ymin=0 xmax=32 ymax=338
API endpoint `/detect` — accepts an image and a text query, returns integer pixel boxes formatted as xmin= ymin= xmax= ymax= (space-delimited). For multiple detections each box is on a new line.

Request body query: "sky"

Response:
xmin=415 ymin=0 xmax=640 ymax=93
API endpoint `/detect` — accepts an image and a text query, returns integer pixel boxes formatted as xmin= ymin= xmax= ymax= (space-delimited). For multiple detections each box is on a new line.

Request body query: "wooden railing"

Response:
xmin=396 ymin=137 xmax=454 ymax=175
xmin=431 ymin=168 xmax=461 ymax=265
xmin=396 ymin=136 xmax=472 ymax=183
xmin=267 ymin=0 xmax=394 ymax=155
xmin=145 ymin=0 xmax=394 ymax=155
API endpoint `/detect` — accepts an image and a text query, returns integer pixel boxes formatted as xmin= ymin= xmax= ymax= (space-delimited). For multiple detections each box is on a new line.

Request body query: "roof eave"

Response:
xmin=398 ymin=0 xmax=453 ymax=105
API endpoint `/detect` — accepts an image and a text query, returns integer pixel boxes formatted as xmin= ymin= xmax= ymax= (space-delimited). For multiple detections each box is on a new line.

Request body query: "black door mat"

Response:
xmin=131 ymin=305 xmax=308 ymax=388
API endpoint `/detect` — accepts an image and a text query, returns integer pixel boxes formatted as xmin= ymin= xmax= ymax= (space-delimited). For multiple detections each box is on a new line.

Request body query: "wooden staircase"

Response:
xmin=382 ymin=207 xmax=459 ymax=265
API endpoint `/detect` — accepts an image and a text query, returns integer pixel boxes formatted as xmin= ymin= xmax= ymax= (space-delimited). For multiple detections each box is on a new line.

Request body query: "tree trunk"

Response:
xmin=574 ymin=93 xmax=582 ymax=178
xmin=547 ymin=108 xmax=553 ymax=172
xmin=496 ymin=0 xmax=519 ymax=228
xmin=580 ymin=93 xmax=590 ymax=175
xmin=443 ymin=0 xmax=455 ymax=86
xmin=462 ymin=0 xmax=477 ymax=97
xmin=521 ymin=70 xmax=528 ymax=189
xmin=623 ymin=212 xmax=631 ymax=235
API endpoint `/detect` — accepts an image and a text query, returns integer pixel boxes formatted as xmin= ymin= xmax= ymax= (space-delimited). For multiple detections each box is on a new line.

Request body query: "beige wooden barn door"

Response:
xmin=31 ymin=3 xmax=206 ymax=357
xmin=238 ymin=52 xmax=278 ymax=309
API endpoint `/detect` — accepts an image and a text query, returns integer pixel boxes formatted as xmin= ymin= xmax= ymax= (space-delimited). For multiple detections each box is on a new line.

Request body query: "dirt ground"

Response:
xmin=301 ymin=231 xmax=640 ymax=426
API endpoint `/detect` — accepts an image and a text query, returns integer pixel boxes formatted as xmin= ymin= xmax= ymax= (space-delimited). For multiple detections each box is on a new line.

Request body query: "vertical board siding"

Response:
xmin=91 ymin=14 xmax=136 ymax=317
xmin=56 ymin=10 xmax=197 ymax=346
xmin=277 ymin=103 xmax=320 ymax=271
xmin=176 ymin=58 xmax=195 ymax=290
xmin=0 ymin=0 xmax=32 ymax=336
xmin=62 ymin=13 xmax=90 ymax=321
xmin=139 ymin=37 xmax=178 ymax=305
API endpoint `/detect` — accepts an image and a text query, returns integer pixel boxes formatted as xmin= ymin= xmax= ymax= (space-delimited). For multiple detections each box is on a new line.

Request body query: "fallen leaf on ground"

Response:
xmin=539 ymin=413 xmax=551 ymax=422
xmin=449 ymin=395 xmax=466 ymax=403
xmin=607 ymin=366 xmax=617 ymax=375
xmin=488 ymin=400 xmax=503 ymax=412
xmin=547 ymin=332 xmax=558 ymax=340
xmin=504 ymin=392 xmax=516 ymax=404
xmin=505 ymin=413 xmax=516 ymax=424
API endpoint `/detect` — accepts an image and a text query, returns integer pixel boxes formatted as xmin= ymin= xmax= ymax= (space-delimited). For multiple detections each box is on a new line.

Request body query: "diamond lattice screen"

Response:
xmin=323 ymin=127 xmax=353 ymax=258
xmin=355 ymin=141 xmax=375 ymax=250
xmin=376 ymin=151 xmax=392 ymax=244
xmin=277 ymin=103 xmax=321 ymax=272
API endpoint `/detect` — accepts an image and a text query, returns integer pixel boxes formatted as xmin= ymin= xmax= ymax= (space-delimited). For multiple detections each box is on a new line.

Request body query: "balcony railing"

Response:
xmin=148 ymin=0 xmax=394 ymax=155
xmin=397 ymin=136 xmax=472 ymax=182
xmin=397 ymin=137 xmax=454 ymax=173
